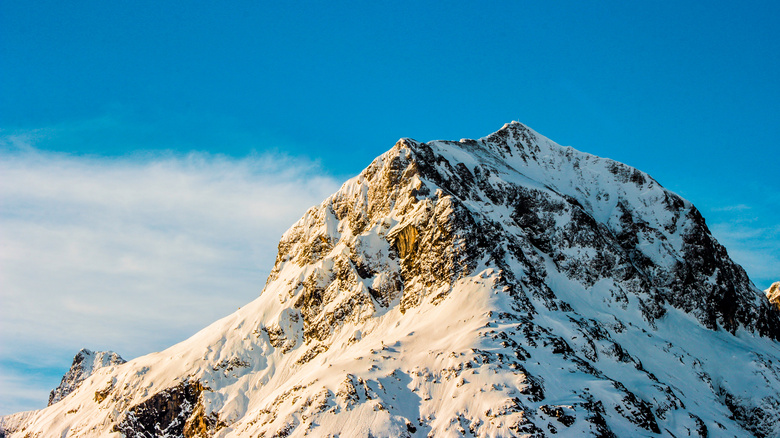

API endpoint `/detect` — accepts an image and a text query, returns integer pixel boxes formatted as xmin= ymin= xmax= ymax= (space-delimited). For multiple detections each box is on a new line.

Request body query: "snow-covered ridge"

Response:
xmin=3 ymin=122 xmax=779 ymax=437
xmin=48 ymin=348 xmax=127 ymax=406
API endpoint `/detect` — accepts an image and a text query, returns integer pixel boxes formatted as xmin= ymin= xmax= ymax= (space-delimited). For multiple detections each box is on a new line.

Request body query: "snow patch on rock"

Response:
xmin=49 ymin=348 xmax=127 ymax=406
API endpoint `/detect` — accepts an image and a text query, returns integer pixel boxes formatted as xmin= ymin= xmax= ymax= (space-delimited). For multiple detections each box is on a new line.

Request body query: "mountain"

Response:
xmin=2 ymin=122 xmax=779 ymax=437
xmin=48 ymin=349 xmax=127 ymax=406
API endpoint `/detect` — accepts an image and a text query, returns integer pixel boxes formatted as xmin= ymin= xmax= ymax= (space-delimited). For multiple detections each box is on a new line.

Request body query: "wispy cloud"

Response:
xmin=0 ymin=138 xmax=341 ymax=414
xmin=711 ymin=204 xmax=752 ymax=212
xmin=0 ymin=364 xmax=57 ymax=416
xmin=708 ymin=217 xmax=780 ymax=291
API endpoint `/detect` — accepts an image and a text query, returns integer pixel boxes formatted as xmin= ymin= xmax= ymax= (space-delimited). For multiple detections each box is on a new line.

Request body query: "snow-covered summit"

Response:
xmin=3 ymin=122 xmax=780 ymax=437
xmin=48 ymin=348 xmax=126 ymax=406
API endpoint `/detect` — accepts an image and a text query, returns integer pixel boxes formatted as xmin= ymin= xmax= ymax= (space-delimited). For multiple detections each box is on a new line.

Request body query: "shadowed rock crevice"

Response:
xmin=114 ymin=381 xmax=220 ymax=438
xmin=766 ymin=282 xmax=780 ymax=311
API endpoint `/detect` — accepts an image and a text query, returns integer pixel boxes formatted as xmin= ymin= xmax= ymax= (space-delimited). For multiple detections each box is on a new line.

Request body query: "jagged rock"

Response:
xmin=113 ymin=380 xmax=210 ymax=438
xmin=49 ymin=348 xmax=126 ymax=405
xmin=766 ymin=282 xmax=780 ymax=310
xmin=390 ymin=224 xmax=418 ymax=259
xmin=4 ymin=122 xmax=780 ymax=437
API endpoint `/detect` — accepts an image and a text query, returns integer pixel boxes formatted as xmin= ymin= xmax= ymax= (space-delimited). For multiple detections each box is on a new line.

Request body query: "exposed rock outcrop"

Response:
xmin=766 ymin=282 xmax=780 ymax=311
xmin=49 ymin=348 xmax=126 ymax=406
xmin=113 ymin=380 xmax=221 ymax=438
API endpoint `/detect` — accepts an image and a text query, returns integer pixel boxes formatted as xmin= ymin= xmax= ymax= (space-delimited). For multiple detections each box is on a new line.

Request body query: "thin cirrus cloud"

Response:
xmin=708 ymin=220 xmax=780 ymax=291
xmin=700 ymin=186 xmax=780 ymax=291
xmin=0 ymin=135 xmax=341 ymax=415
xmin=711 ymin=204 xmax=752 ymax=212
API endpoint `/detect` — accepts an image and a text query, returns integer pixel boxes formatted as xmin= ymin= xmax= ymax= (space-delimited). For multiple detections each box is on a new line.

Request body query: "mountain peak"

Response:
xmin=495 ymin=120 xmax=528 ymax=133
xmin=48 ymin=348 xmax=126 ymax=406
xmin=6 ymin=123 xmax=780 ymax=437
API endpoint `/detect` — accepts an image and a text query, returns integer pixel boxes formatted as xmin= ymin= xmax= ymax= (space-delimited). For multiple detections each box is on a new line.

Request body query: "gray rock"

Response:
xmin=48 ymin=348 xmax=126 ymax=406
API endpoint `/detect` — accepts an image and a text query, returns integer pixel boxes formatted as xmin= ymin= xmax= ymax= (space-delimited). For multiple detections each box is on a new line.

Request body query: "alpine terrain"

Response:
xmin=46 ymin=349 xmax=127 ymax=407
xmin=2 ymin=122 xmax=779 ymax=438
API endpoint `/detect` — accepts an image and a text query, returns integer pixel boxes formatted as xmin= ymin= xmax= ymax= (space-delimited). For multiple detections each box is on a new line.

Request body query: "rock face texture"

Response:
xmin=48 ymin=348 xmax=126 ymax=406
xmin=3 ymin=122 xmax=780 ymax=437
xmin=767 ymin=282 xmax=780 ymax=310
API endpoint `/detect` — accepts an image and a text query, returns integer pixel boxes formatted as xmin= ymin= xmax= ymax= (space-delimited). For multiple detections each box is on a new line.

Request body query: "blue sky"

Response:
xmin=1 ymin=1 xmax=778 ymax=415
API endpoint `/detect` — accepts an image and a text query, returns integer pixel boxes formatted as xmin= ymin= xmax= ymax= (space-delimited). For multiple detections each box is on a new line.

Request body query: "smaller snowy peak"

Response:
xmin=0 ymin=410 xmax=37 ymax=438
xmin=767 ymin=282 xmax=780 ymax=310
xmin=48 ymin=348 xmax=126 ymax=406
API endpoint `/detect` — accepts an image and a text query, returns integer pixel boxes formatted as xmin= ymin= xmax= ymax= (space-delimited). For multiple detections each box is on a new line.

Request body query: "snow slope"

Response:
xmin=3 ymin=122 xmax=779 ymax=438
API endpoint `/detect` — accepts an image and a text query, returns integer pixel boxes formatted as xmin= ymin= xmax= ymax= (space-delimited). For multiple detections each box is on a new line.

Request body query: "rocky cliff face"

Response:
xmin=767 ymin=282 xmax=780 ymax=311
xmin=3 ymin=122 xmax=780 ymax=437
xmin=48 ymin=348 xmax=126 ymax=406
